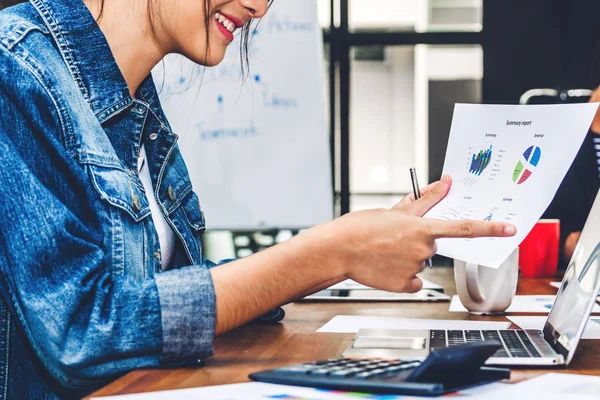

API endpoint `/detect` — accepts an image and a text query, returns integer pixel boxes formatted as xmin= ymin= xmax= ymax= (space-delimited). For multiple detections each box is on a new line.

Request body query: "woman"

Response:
xmin=0 ymin=0 xmax=516 ymax=398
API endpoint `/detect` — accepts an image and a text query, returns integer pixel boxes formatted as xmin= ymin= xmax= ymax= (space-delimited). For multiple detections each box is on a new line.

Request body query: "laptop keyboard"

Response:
xmin=430 ymin=330 xmax=542 ymax=358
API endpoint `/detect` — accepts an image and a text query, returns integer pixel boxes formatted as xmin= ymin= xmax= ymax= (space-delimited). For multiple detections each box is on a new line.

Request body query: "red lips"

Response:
xmin=218 ymin=11 xmax=244 ymax=29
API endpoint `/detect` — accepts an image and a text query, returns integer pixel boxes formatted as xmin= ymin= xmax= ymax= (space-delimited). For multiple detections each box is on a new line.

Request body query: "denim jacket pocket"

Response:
xmin=168 ymin=191 xmax=206 ymax=265
xmin=87 ymin=164 xmax=151 ymax=222
xmin=181 ymin=191 xmax=206 ymax=233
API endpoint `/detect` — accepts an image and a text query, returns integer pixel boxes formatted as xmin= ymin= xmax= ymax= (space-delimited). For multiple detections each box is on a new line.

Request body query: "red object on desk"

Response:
xmin=519 ymin=219 xmax=560 ymax=277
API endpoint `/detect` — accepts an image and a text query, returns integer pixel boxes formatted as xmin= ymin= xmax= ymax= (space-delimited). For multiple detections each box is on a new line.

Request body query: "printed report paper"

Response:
xmin=317 ymin=315 xmax=510 ymax=333
xmin=329 ymin=277 xmax=443 ymax=291
xmin=424 ymin=103 xmax=599 ymax=268
xmin=551 ymin=281 xmax=600 ymax=299
xmin=483 ymin=373 xmax=600 ymax=399
xmin=93 ymin=381 xmax=510 ymax=399
xmin=450 ymin=295 xmax=600 ymax=313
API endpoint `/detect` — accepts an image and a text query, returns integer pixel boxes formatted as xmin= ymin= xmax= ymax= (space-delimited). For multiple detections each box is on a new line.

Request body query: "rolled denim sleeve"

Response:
xmin=155 ymin=265 xmax=216 ymax=361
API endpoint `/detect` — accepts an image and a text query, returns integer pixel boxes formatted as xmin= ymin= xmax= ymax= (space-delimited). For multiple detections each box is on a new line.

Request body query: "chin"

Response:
xmin=185 ymin=48 xmax=227 ymax=67
xmin=203 ymin=54 xmax=226 ymax=67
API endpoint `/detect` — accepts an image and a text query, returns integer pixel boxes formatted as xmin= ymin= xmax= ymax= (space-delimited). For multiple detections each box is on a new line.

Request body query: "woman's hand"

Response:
xmin=330 ymin=175 xmax=516 ymax=293
xmin=211 ymin=175 xmax=516 ymax=335
xmin=564 ymin=231 xmax=581 ymax=261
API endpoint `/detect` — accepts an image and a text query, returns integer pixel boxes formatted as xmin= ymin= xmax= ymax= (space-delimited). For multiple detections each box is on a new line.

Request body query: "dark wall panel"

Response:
xmin=428 ymin=80 xmax=481 ymax=183
xmin=483 ymin=0 xmax=600 ymax=104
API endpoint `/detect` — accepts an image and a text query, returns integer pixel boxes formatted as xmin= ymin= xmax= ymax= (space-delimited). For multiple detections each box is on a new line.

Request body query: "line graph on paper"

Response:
xmin=428 ymin=201 xmax=475 ymax=221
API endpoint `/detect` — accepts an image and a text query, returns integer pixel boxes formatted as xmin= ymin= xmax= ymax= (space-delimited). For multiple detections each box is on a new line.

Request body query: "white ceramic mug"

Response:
xmin=453 ymin=248 xmax=519 ymax=315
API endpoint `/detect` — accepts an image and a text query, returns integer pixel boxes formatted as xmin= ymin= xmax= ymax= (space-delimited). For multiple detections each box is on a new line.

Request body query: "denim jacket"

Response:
xmin=0 ymin=0 xmax=221 ymax=398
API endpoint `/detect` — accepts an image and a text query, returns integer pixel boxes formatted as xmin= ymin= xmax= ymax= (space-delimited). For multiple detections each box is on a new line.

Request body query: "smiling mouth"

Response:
xmin=214 ymin=12 xmax=239 ymax=34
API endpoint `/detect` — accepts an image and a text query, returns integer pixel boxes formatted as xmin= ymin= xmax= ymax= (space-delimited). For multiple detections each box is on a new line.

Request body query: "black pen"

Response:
xmin=409 ymin=168 xmax=433 ymax=268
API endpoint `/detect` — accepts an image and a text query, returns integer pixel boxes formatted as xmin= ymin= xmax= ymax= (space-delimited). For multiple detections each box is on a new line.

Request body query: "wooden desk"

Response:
xmin=89 ymin=268 xmax=600 ymax=397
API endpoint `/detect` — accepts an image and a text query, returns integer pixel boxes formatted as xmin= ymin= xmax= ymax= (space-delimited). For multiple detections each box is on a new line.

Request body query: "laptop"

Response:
xmin=343 ymin=190 xmax=600 ymax=366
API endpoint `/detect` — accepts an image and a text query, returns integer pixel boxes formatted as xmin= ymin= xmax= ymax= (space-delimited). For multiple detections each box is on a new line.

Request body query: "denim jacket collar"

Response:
xmin=30 ymin=0 xmax=170 ymax=129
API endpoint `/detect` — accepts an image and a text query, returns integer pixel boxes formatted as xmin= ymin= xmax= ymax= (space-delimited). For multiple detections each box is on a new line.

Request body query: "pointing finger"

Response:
xmin=426 ymin=219 xmax=517 ymax=239
xmin=404 ymin=277 xmax=424 ymax=293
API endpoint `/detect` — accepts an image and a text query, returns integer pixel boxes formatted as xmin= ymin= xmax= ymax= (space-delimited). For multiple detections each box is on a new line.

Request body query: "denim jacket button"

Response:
xmin=167 ymin=185 xmax=175 ymax=201
xmin=149 ymin=133 xmax=158 ymax=140
xmin=154 ymin=251 xmax=161 ymax=260
xmin=132 ymin=193 xmax=141 ymax=212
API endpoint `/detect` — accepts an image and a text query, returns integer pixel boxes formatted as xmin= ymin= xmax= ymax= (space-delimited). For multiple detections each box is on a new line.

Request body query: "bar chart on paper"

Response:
xmin=462 ymin=144 xmax=503 ymax=187
xmin=468 ymin=145 xmax=493 ymax=176
xmin=512 ymin=145 xmax=542 ymax=184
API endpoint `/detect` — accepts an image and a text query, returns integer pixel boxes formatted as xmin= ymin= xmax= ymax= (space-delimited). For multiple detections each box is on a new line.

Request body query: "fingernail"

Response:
xmin=504 ymin=225 xmax=517 ymax=235
xmin=442 ymin=174 xmax=451 ymax=184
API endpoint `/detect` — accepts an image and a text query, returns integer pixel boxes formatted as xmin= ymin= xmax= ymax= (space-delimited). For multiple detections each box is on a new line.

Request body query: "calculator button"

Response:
xmin=358 ymin=366 xmax=377 ymax=372
xmin=385 ymin=365 xmax=410 ymax=372
xmin=355 ymin=371 xmax=375 ymax=379
xmin=355 ymin=368 xmax=387 ymax=379
xmin=310 ymin=368 xmax=334 ymax=376
xmin=316 ymin=358 xmax=341 ymax=365
xmin=349 ymin=367 xmax=366 ymax=373
xmin=375 ymin=362 xmax=392 ymax=368
xmin=389 ymin=360 xmax=412 ymax=366
xmin=330 ymin=369 xmax=357 ymax=378
xmin=356 ymin=360 xmax=375 ymax=366
xmin=369 ymin=368 xmax=387 ymax=376
xmin=332 ymin=359 xmax=352 ymax=366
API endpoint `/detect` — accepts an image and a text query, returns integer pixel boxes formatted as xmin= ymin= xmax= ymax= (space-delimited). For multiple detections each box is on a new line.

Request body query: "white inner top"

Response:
xmin=138 ymin=145 xmax=176 ymax=270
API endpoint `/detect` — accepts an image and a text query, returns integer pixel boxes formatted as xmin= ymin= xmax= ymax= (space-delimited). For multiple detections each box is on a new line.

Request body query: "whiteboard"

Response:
xmin=153 ymin=0 xmax=332 ymax=230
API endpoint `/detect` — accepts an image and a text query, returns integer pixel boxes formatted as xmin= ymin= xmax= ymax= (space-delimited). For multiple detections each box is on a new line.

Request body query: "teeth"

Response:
xmin=215 ymin=11 xmax=237 ymax=34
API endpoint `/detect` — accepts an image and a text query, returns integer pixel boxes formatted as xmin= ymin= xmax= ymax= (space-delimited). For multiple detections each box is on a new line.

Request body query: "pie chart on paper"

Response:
xmin=512 ymin=145 xmax=542 ymax=184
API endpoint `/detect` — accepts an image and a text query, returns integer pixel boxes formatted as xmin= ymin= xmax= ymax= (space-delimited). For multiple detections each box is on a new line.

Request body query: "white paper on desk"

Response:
xmin=317 ymin=315 xmax=510 ymax=333
xmin=550 ymin=282 xmax=600 ymax=300
xmin=483 ymin=373 xmax=600 ymax=399
xmin=507 ymin=316 xmax=600 ymax=339
xmin=92 ymin=381 xmax=510 ymax=399
xmin=424 ymin=103 xmax=599 ymax=269
xmin=329 ymin=278 xmax=443 ymax=292
xmin=92 ymin=382 xmax=404 ymax=399
xmin=450 ymin=295 xmax=600 ymax=313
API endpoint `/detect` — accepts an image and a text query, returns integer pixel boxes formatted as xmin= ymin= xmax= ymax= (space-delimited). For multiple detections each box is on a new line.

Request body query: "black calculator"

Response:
xmin=249 ymin=342 xmax=510 ymax=396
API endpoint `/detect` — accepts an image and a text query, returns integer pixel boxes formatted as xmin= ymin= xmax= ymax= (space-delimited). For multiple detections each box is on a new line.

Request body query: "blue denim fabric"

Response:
xmin=0 ymin=0 xmax=223 ymax=398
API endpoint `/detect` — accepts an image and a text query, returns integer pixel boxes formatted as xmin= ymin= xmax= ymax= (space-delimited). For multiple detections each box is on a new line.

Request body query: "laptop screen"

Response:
xmin=544 ymin=190 xmax=600 ymax=364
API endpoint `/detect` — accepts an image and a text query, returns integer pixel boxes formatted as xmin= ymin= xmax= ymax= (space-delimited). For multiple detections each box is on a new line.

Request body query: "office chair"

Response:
xmin=520 ymin=88 xmax=593 ymax=105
